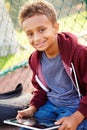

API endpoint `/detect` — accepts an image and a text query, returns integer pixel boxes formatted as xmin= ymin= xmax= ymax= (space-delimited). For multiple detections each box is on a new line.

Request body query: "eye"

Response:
xmin=27 ymin=32 xmax=33 ymax=37
xmin=39 ymin=28 xmax=45 ymax=33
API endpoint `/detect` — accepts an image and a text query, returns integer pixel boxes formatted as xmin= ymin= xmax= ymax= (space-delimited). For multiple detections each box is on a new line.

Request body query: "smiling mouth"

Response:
xmin=35 ymin=40 xmax=46 ymax=48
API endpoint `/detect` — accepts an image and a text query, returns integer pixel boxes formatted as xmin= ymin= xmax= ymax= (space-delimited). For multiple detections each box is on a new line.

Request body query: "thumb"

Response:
xmin=55 ymin=118 xmax=64 ymax=125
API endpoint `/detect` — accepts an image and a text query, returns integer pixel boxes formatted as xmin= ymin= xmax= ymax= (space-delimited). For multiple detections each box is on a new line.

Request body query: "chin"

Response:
xmin=36 ymin=47 xmax=46 ymax=52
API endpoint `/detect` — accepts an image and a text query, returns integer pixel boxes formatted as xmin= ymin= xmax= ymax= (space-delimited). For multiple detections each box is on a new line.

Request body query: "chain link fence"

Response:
xmin=0 ymin=0 xmax=87 ymax=75
xmin=0 ymin=2 xmax=87 ymax=129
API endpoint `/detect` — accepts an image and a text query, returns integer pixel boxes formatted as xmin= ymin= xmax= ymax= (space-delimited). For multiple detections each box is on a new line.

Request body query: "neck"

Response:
xmin=45 ymin=37 xmax=60 ymax=58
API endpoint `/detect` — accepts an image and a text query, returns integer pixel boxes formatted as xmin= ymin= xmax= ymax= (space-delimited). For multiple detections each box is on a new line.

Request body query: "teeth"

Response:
xmin=34 ymin=40 xmax=46 ymax=47
xmin=35 ymin=42 xmax=44 ymax=46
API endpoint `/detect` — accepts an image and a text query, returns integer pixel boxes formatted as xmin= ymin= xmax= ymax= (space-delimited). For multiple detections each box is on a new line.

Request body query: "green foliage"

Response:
xmin=0 ymin=0 xmax=87 ymax=72
xmin=4 ymin=0 xmax=27 ymax=29
xmin=0 ymin=30 xmax=34 ymax=71
xmin=0 ymin=49 xmax=31 ymax=71
xmin=59 ymin=11 xmax=87 ymax=34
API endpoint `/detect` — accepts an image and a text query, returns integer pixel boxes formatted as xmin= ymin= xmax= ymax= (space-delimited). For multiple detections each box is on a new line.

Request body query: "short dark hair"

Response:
xmin=19 ymin=0 xmax=57 ymax=26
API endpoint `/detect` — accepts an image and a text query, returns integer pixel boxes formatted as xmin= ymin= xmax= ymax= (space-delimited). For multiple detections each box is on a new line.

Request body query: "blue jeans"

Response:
xmin=20 ymin=101 xmax=87 ymax=130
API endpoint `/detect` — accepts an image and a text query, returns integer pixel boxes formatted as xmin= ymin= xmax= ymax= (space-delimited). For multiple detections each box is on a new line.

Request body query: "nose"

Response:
xmin=33 ymin=32 xmax=40 ymax=42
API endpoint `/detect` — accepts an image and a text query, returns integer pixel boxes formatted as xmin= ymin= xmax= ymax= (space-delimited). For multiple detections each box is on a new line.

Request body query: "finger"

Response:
xmin=16 ymin=113 xmax=23 ymax=119
xmin=18 ymin=110 xmax=27 ymax=116
xmin=55 ymin=118 xmax=64 ymax=125
xmin=17 ymin=110 xmax=24 ymax=114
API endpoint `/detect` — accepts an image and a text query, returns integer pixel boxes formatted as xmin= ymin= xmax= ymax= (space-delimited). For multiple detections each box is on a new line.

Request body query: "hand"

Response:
xmin=55 ymin=111 xmax=85 ymax=130
xmin=55 ymin=116 xmax=78 ymax=130
xmin=16 ymin=106 xmax=37 ymax=120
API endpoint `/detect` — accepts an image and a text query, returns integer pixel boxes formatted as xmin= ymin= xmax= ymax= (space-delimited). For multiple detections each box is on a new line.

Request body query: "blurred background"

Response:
xmin=0 ymin=0 xmax=87 ymax=92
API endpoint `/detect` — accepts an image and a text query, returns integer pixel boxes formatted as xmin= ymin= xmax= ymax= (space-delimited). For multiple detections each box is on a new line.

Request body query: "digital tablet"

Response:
xmin=4 ymin=117 xmax=61 ymax=130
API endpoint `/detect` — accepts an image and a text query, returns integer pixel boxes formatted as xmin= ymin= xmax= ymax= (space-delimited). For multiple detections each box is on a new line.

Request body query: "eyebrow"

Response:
xmin=26 ymin=25 xmax=47 ymax=33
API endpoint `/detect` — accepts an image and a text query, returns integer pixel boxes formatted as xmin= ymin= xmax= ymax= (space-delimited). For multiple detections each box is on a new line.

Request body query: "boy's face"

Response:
xmin=23 ymin=14 xmax=59 ymax=52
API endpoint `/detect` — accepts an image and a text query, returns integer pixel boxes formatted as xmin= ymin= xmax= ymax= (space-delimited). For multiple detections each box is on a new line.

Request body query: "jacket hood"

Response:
xmin=29 ymin=32 xmax=79 ymax=70
xmin=58 ymin=32 xmax=79 ymax=65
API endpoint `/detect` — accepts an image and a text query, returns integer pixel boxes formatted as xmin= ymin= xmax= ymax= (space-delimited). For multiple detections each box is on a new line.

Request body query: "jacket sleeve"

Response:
xmin=28 ymin=52 xmax=47 ymax=109
xmin=74 ymin=45 xmax=87 ymax=118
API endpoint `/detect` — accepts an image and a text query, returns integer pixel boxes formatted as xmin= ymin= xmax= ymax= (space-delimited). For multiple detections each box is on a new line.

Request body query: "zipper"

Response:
xmin=71 ymin=63 xmax=82 ymax=99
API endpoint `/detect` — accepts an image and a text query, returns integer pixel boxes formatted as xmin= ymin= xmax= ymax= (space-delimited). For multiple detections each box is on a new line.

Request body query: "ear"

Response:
xmin=54 ymin=22 xmax=59 ymax=33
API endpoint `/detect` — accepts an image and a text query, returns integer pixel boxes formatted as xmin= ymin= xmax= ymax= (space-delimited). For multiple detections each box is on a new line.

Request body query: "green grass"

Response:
xmin=0 ymin=11 xmax=87 ymax=72
xmin=0 ymin=51 xmax=29 ymax=70
xmin=0 ymin=31 xmax=35 ymax=71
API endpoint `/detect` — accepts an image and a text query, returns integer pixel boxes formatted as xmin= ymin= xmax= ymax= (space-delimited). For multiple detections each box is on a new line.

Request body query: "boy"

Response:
xmin=16 ymin=0 xmax=87 ymax=130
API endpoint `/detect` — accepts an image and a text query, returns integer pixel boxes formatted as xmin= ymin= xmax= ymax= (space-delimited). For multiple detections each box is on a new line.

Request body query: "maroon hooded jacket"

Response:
xmin=29 ymin=32 xmax=87 ymax=118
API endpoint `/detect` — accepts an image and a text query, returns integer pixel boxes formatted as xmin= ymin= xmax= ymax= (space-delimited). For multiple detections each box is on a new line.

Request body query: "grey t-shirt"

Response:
xmin=41 ymin=52 xmax=80 ymax=108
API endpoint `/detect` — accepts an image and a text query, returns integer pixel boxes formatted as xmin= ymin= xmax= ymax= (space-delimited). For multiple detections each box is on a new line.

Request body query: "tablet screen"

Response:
xmin=17 ymin=117 xmax=56 ymax=128
xmin=4 ymin=117 xmax=60 ymax=130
